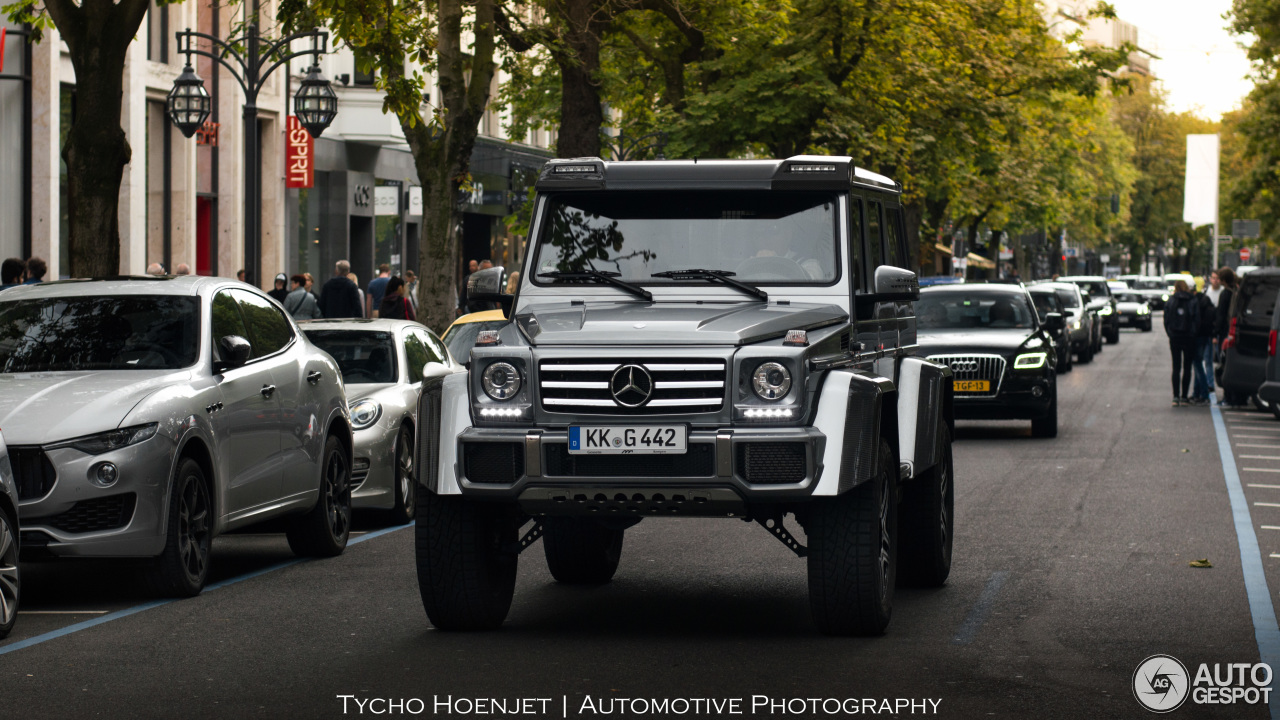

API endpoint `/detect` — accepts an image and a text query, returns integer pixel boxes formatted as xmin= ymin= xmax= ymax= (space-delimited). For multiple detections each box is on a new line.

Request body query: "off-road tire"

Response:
xmin=415 ymin=489 xmax=518 ymax=631
xmin=287 ymin=435 xmax=352 ymax=557
xmin=543 ymin=518 xmax=624 ymax=584
xmin=806 ymin=440 xmax=897 ymax=636
xmin=147 ymin=457 xmax=212 ymax=598
xmin=1031 ymin=386 xmax=1059 ymax=438
xmin=898 ymin=423 xmax=954 ymax=588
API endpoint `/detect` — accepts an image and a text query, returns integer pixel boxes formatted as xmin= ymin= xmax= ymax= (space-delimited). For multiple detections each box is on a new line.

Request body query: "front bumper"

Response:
xmin=953 ymin=374 xmax=1054 ymax=421
xmin=1117 ymin=312 xmax=1152 ymax=327
xmin=453 ymin=426 xmax=827 ymax=514
xmin=351 ymin=422 xmax=400 ymax=510
xmin=16 ymin=434 xmax=174 ymax=558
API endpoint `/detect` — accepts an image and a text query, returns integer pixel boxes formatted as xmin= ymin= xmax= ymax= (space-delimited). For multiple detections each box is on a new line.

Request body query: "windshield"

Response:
xmin=1053 ymin=288 xmax=1080 ymax=308
xmin=442 ymin=320 xmax=508 ymax=361
xmin=304 ymin=330 xmax=397 ymax=384
xmin=532 ymin=191 xmax=838 ymax=285
xmin=917 ymin=291 xmax=1037 ymax=330
xmin=1136 ymin=279 xmax=1165 ymax=290
xmin=1115 ymin=293 xmax=1144 ymax=303
xmin=1070 ymin=280 xmax=1110 ymax=299
xmin=0 ymin=295 xmax=200 ymax=372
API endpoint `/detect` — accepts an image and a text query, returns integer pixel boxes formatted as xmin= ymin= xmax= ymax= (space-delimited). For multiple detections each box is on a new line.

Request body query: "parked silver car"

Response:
xmin=1033 ymin=281 xmax=1096 ymax=363
xmin=0 ymin=428 xmax=18 ymax=638
xmin=0 ymin=276 xmax=354 ymax=597
xmin=302 ymin=319 xmax=462 ymax=524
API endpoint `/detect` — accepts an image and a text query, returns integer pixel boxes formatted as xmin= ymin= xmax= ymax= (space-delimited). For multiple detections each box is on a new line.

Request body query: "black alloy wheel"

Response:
xmin=287 ymin=435 xmax=352 ymax=557
xmin=391 ymin=425 xmax=417 ymax=525
xmin=148 ymin=458 xmax=212 ymax=597
xmin=0 ymin=509 xmax=19 ymax=637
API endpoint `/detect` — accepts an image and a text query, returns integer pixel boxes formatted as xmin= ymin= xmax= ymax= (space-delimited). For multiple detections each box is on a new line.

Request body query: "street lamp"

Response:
xmin=169 ymin=24 xmax=336 ymax=287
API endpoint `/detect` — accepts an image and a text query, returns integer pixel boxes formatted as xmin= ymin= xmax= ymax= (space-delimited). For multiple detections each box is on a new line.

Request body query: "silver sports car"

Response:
xmin=0 ymin=428 xmax=18 ymax=638
xmin=0 ymin=276 xmax=353 ymax=597
xmin=302 ymin=319 xmax=462 ymax=524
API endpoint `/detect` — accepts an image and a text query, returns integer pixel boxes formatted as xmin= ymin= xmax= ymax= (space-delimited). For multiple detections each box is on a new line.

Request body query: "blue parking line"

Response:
xmin=1211 ymin=404 xmax=1280 ymax=720
xmin=0 ymin=521 xmax=412 ymax=657
xmin=951 ymin=570 xmax=1008 ymax=645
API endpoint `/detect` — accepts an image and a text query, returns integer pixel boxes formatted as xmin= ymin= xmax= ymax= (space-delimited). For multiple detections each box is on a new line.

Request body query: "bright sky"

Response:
xmin=1109 ymin=0 xmax=1256 ymax=120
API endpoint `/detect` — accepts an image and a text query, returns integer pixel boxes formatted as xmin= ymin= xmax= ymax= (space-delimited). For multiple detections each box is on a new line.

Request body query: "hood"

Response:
xmin=0 ymin=370 xmax=188 ymax=445
xmin=915 ymin=328 xmax=1038 ymax=357
xmin=344 ymin=382 xmax=398 ymax=403
xmin=513 ymin=301 xmax=848 ymax=346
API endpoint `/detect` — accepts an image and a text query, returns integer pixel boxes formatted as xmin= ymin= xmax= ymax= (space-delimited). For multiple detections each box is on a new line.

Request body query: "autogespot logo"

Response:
xmin=1134 ymin=654 xmax=1190 ymax=713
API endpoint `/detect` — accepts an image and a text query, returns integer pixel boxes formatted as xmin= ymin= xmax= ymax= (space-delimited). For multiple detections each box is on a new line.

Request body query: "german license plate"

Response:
xmin=953 ymin=380 xmax=990 ymax=393
xmin=569 ymin=426 xmax=687 ymax=455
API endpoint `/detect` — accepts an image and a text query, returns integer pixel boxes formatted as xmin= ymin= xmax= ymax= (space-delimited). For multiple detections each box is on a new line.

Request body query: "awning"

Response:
xmin=965 ymin=252 xmax=996 ymax=269
xmin=935 ymin=243 xmax=953 ymax=255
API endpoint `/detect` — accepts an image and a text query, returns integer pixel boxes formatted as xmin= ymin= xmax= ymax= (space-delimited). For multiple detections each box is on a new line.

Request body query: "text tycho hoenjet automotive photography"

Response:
xmin=4 ymin=0 xmax=1280 ymax=718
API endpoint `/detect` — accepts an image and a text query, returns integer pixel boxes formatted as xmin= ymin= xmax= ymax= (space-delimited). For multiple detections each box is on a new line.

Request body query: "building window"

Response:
xmin=147 ymin=0 xmax=169 ymax=63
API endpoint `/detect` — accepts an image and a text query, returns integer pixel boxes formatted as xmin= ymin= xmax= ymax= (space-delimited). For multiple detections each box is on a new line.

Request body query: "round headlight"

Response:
xmin=483 ymin=362 xmax=522 ymax=401
xmin=349 ymin=399 xmax=382 ymax=430
xmin=752 ymin=362 xmax=792 ymax=401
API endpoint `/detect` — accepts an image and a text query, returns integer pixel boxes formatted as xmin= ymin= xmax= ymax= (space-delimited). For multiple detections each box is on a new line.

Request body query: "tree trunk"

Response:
xmin=556 ymin=35 xmax=603 ymax=158
xmin=414 ymin=161 xmax=459 ymax=333
xmin=903 ymin=198 xmax=924 ymax=274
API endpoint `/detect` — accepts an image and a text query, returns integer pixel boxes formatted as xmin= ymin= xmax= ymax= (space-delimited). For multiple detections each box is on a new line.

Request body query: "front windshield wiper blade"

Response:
xmin=537 ymin=270 xmax=653 ymax=301
xmin=651 ymin=268 xmax=768 ymax=302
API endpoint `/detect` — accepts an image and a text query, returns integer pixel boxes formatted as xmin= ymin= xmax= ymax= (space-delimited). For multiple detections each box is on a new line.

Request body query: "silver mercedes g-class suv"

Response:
xmin=415 ymin=156 xmax=954 ymax=636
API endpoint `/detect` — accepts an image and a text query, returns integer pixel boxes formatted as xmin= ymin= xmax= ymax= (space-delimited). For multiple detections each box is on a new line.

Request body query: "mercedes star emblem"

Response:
xmin=610 ymin=364 xmax=654 ymax=407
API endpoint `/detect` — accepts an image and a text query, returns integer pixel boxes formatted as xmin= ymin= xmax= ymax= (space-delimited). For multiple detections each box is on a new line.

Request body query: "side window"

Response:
xmin=417 ymin=329 xmax=448 ymax=364
xmin=847 ymin=196 xmax=863 ymax=292
xmin=866 ymin=201 xmax=884 ymax=272
xmin=885 ymin=206 xmax=907 ymax=269
xmin=232 ymin=290 xmax=295 ymax=358
xmin=403 ymin=331 xmax=430 ymax=384
xmin=211 ymin=291 xmax=249 ymax=359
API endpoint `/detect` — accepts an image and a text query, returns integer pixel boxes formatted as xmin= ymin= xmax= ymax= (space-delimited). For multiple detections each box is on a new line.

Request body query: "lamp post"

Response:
xmin=168 ymin=24 xmax=337 ymax=287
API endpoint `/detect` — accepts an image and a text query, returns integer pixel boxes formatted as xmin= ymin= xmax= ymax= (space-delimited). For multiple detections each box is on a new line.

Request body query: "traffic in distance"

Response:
xmin=0 ymin=156 xmax=1157 ymax=643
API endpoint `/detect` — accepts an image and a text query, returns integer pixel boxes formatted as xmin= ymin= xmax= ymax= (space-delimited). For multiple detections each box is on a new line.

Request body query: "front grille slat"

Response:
xmin=539 ymin=358 xmax=726 ymax=415
xmin=9 ymin=447 xmax=56 ymax=501
xmin=928 ymin=354 xmax=1007 ymax=397
xmin=42 ymin=494 xmax=136 ymax=534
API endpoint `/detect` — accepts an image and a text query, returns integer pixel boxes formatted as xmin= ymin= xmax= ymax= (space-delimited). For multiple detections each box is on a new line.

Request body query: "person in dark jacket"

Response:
xmin=1165 ymin=280 xmax=1200 ymax=406
xmin=1215 ymin=267 xmax=1239 ymax=404
xmin=378 ymin=276 xmax=417 ymax=321
xmin=317 ymin=260 xmax=363 ymax=319
xmin=1190 ymin=286 xmax=1216 ymax=405
xmin=268 ymin=273 xmax=290 ymax=304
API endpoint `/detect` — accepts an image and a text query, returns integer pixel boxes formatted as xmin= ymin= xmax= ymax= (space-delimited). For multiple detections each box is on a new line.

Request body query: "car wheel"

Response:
xmin=1078 ymin=343 xmax=1093 ymax=364
xmin=543 ymin=517 xmax=624 ymax=584
xmin=806 ymin=440 xmax=897 ymax=636
xmin=414 ymin=488 xmax=518 ymax=631
xmin=1106 ymin=325 xmax=1120 ymax=344
xmin=390 ymin=425 xmax=416 ymax=526
xmin=1031 ymin=385 xmax=1058 ymax=438
xmin=898 ymin=422 xmax=953 ymax=588
xmin=286 ymin=434 xmax=352 ymax=557
xmin=0 ymin=508 xmax=19 ymax=638
xmin=147 ymin=457 xmax=212 ymax=598
xmin=1142 ymin=321 xmax=1153 ymax=332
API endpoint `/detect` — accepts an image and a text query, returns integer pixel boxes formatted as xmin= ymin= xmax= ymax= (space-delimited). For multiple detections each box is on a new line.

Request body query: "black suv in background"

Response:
xmin=1222 ymin=269 xmax=1280 ymax=407
xmin=1059 ymin=276 xmax=1120 ymax=345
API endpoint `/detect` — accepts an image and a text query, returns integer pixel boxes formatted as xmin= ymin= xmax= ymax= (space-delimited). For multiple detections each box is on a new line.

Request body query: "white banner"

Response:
xmin=408 ymin=186 xmax=423 ymax=216
xmin=375 ymin=186 xmax=399 ymax=216
xmin=1184 ymin=134 xmax=1219 ymax=227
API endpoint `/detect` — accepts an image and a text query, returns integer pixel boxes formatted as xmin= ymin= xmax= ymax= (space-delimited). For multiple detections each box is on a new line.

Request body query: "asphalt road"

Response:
xmin=1 ymin=324 xmax=1273 ymax=719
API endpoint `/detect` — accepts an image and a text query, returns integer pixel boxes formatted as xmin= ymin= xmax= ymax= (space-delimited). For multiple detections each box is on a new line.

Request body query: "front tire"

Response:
xmin=899 ymin=423 xmax=954 ymax=588
xmin=389 ymin=425 xmax=416 ymax=526
xmin=414 ymin=489 xmax=518 ymax=631
xmin=1032 ymin=385 xmax=1059 ymax=438
xmin=147 ymin=458 xmax=212 ymax=598
xmin=543 ymin=518 xmax=624 ymax=584
xmin=0 ymin=509 xmax=20 ymax=637
xmin=287 ymin=435 xmax=352 ymax=557
xmin=1106 ymin=325 xmax=1120 ymax=344
xmin=806 ymin=440 xmax=897 ymax=636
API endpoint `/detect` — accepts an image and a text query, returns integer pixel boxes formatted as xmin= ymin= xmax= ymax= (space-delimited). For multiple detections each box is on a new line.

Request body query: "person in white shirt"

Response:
xmin=1206 ymin=270 xmax=1223 ymax=307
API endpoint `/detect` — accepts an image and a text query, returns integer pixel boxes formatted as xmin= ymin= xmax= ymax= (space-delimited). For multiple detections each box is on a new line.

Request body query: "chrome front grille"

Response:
xmin=539 ymin=358 xmax=726 ymax=415
xmin=928 ymin=354 xmax=1006 ymax=397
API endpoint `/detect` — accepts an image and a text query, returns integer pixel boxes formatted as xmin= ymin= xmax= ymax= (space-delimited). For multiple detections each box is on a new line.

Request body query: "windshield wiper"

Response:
xmin=537 ymin=270 xmax=653 ymax=301
xmin=651 ymin=269 xmax=768 ymax=302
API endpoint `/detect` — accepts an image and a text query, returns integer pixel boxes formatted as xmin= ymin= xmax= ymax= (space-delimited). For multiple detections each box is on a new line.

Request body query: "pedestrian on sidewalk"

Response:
xmin=1216 ymin=267 xmax=1240 ymax=406
xmin=317 ymin=260 xmax=363 ymax=319
xmin=378 ymin=277 xmax=416 ymax=321
xmin=1190 ymin=285 xmax=1216 ymax=405
xmin=283 ymin=275 xmax=322 ymax=320
xmin=1164 ymin=279 xmax=1200 ymax=406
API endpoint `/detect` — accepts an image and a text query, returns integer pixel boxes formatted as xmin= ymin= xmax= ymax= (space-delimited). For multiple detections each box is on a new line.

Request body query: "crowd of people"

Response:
xmin=0 ymin=256 xmax=49 ymax=291
xmin=1164 ymin=266 xmax=1237 ymax=407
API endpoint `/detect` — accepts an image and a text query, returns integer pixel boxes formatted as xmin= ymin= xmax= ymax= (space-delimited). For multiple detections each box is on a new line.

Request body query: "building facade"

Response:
xmin=0 ymin=2 xmax=552 ymax=290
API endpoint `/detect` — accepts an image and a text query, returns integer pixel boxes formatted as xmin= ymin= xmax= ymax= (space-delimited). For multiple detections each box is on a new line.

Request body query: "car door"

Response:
xmin=1237 ymin=277 xmax=1280 ymax=359
xmin=210 ymin=289 xmax=283 ymax=520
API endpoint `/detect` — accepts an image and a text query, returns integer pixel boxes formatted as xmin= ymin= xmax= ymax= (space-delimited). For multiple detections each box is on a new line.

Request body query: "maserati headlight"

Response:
xmin=1014 ymin=352 xmax=1048 ymax=370
xmin=66 ymin=423 xmax=159 ymax=455
xmin=752 ymin=362 xmax=792 ymax=401
xmin=349 ymin=399 xmax=382 ymax=430
xmin=482 ymin=361 xmax=522 ymax=401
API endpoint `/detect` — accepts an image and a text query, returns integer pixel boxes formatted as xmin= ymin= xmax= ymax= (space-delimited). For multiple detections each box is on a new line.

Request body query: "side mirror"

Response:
xmin=422 ymin=361 xmax=452 ymax=382
xmin=467 ymin=266 xmax=514 ymax=314
xmin=872 ymin=266 xmax=920 ymax=302
xmin=1081 ymin=292 xmax=1092 ymax=304
xmin=1044 ymin=312 xmax=1065 ymax=332
xmin=215 ymin=335 xmax=252 ymax=373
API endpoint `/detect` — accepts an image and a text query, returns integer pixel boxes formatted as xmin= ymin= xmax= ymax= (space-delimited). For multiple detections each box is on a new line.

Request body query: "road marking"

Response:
xmin=1251 ymin=484 xmax=1280 ymax=489
xmin=17 ymin=610 xmax=109 ymax=615
xmin=0 ymin=522 xmax=413 ymax=656
xmin=1246 ymin=468 xmax=1280 ymax=473
xmin=952 ymin=571 xmax=1009 ymax=646
xmin=1257 ymin=503 xmax=1280 ymax=508
xmin=1240 ymin=444 xmax=1280 ymax=449
xmin=1211 ymin=404 xmax=1280 ymax=720
xmin=1237 ymin=436 xmax=1280 ymax=440
xmin=1263 ymin=526 xmax=1280 ymax=530
xmin=1244 ymin=457 xmax=1280 ymax=461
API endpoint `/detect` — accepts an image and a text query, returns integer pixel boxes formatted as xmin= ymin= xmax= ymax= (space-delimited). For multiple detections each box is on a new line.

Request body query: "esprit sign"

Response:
xmin=286 ymin=117 xmax=314 ymax=189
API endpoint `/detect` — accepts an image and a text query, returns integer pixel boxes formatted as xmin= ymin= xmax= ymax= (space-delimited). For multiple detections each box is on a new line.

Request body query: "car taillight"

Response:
xmin=1270 ymin=330 xmax=1277 ymax=357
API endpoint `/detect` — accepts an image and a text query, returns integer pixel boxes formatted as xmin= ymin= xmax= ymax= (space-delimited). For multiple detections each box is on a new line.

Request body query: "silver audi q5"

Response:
xmin=0 ymin=276 xmax=354 ymax=597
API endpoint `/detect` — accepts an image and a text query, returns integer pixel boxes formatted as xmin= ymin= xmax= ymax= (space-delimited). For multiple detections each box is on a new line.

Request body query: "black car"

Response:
xmin=1028 ymin=285 xmax=1073 ymax=373
xmin=917 ymin=284 xmax=1062 ymax=437
xmin=1060 ymin=275 xmax=1120 ymax=345
xmin=1222 ymin=269 xmax=1280 ymax=407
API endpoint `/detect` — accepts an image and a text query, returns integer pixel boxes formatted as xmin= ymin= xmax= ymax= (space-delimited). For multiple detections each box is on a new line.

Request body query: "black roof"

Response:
xmin=535 ymin=155 xmax=901 ymax=194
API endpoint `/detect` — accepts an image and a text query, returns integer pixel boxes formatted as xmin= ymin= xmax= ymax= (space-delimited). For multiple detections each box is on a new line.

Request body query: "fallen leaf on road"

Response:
xmin=1182 ymin=448 xmax=1190 ymax=453
xmin=1189 ymin=559 xmax=1213 ymax=568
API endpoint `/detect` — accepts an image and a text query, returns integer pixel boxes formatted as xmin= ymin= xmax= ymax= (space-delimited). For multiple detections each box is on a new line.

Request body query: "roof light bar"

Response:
xmin=553 ymin=164 xmax=597 ymax=173
xmin=789 ymin=164 xmax=837 ymax=173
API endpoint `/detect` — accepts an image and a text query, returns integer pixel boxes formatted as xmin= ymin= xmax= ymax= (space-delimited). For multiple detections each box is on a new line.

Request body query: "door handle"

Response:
xmin=261 ymin=384 xmax=276 ymax=398
xmin=307 ymin=371 xmax=322 ymax=385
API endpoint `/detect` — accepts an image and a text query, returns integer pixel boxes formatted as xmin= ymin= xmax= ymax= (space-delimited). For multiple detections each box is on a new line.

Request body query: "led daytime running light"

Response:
xmin=479 ymin=407 xmax=524 ymax=418
xmin=744 ymin=408 xmax=794 ymax=418
xmin=1014 ymin=352 xmax=1048 ymax=370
